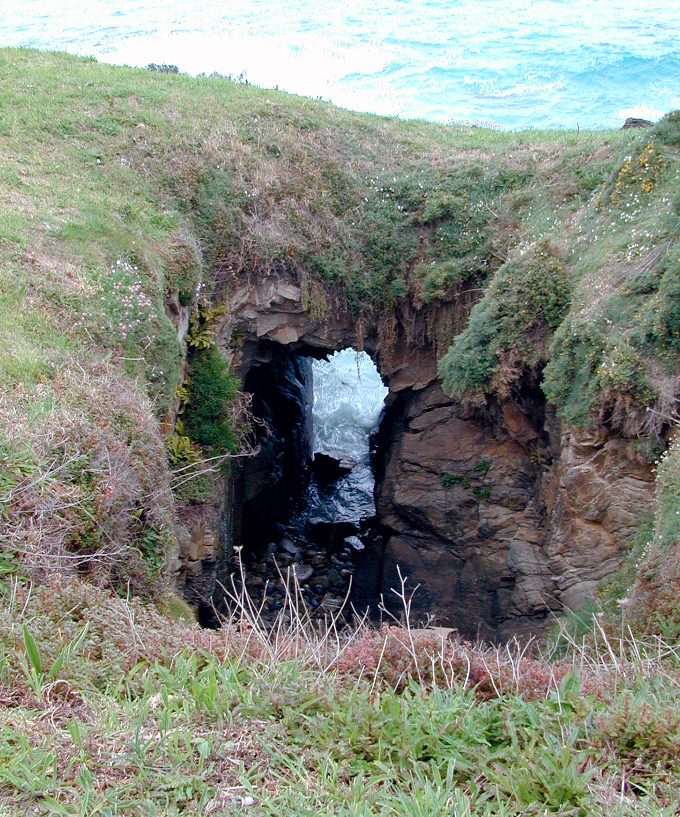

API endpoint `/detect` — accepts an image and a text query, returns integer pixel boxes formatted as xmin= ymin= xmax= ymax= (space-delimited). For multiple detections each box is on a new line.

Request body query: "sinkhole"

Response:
xmin=235 ymin=348 xmax=388 ymax=622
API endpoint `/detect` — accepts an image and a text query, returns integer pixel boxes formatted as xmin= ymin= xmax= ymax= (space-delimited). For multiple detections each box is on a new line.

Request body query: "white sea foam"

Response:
xmin=616 ymin=105 xmax=666 ymax=123
xmin=312 ymin=349 xmax=387 ymax=464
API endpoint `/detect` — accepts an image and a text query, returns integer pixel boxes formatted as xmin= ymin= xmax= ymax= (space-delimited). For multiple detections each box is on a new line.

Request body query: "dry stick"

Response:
xmin=168 ymin=454 xmax=258 ymax=495
xmin=370 ymin=632 xmax=390 ymax=695
xmin=0 ymin=453 xmax=84 ymax=504
xmin=218 ymin=575 xmax=260 ymax=666
xmin=321 ymin=599 xmax=372 ymax=673
xmin=217 ymin=551 xmax=277 ymax=665
xmin=381 ymin=565 xmax=424 ymax=687
xmin=594 ymin=615 xmax=620 ymax=673
xmin=321 ymin=577 xmax=360 ymax=673
xmin=478 ymin=651 xmax=502 ymax=699
xmin=233 ymin=561 xmax=277 ymax=660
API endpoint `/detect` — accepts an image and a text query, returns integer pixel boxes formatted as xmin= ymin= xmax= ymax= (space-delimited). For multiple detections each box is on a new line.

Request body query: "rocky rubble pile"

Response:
xmin=235 ymin=528 xmax=367 ymax=624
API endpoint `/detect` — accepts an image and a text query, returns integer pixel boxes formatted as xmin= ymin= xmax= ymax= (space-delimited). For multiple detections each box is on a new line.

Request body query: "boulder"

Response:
xmin=312 ymin=452 xmax=355 ymax=485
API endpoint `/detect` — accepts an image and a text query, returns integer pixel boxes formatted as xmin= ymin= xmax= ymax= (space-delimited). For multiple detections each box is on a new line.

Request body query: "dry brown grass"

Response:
xmin=1 ymin=359 xmax=173 ymax=595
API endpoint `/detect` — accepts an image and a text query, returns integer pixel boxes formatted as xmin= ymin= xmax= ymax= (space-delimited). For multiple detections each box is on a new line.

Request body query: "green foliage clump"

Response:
xmin=544 ymin=248 xmax=680 ymax=427
xmin=413 ymin=257 xmax=479 ymax=303
xmin=473 ymin=458 xmax=492 ymax=474
xmin=440 ymin=471 xmax=469 ymax=489
xmin=542 ymin=318 xmax=607 ymax=425
xmin=165 ymin=419 xmax=202 ymax=466
xmin=651 ymin=109 xmax=680 ymax=147
xmin=439 ymin=241 xmax=571 ymax=400
xmin=637 ymin=250 xmax=680 ymax=358
xmin=141 ymin=310 xmax=183 ymax=419
xmin=183 ymin=346 xmax=239 ymax=452
xmin=472 ymin=484 xmax=493 ymax=501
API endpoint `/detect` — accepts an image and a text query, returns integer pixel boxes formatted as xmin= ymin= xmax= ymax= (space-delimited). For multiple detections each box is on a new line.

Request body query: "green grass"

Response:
xmin=2 ymin=576 xmax=680 ymax=815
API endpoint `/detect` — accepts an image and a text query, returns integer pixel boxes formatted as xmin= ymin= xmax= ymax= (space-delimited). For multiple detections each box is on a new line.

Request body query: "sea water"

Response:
xmin=302 ymin=350 xmax=388 ymax=525
xmin=1 ymin=0 xmax=678 ymax=129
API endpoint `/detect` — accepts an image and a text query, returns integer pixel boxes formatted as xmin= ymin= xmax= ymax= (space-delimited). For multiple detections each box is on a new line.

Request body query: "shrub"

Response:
xmin=439 ymin=241 xmax=571 ymax=399
xmin=183 ymin=346 xmax=240 ymax=452
xmin=651 ymin=109 xmax=680 ymax=147
xmin=542 ymin=317 xmax=607 ymax=425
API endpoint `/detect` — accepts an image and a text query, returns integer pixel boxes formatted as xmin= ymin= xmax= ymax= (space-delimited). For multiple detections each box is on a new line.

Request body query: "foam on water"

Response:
xmin=2 ymin=0 xmax=679 ymax=129
xmin=312 ymin=349 xmax=387 ymax=464
xmin=300 ymin=349 xmax=387 ymax=525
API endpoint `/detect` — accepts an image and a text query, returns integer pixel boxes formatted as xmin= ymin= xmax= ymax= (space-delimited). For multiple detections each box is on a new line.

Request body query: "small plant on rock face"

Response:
xmin=473 ymin=458 xmax=491 ymax=474
xmin=165 ymin=419 xmax=201 ymax=466
xmin=440 ymin=471 xmax=469 ymax=489
xmin=472 ymin=485 xmax=493 ymax=501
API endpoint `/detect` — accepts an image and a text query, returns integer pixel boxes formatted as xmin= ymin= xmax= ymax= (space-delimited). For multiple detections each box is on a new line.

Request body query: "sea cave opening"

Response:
xmin=234 ymin=347 xmax=388 ymax=623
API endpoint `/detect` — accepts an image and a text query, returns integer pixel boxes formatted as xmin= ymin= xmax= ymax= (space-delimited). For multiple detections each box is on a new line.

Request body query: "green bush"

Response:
xmin=651 ymin=109 xmax=680 ymax=147
xmin=438 ymin=298 xmax=498 ymax=398
xmin=439 ymin=242 xmax=571 ymax=399
xmin=183 ymin=346 xmax=239 ymax=452
xmin=542 ymin=318 xmax=605 ymax=425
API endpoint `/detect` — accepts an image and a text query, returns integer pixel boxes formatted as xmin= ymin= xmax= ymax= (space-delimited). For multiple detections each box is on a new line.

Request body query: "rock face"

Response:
xmin=374 ymin=383 xmax=553 ymax=640
xmin=544 ymin=425 xmax=655 ymax=611
xmin=172 ymin=270 xmax=656 ymax=640
xmin=373 ymin=379 xmax=655 ymax=640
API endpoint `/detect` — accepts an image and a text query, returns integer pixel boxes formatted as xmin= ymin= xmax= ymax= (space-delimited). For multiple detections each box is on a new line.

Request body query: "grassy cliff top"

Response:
xmin=0 ymin=46 xmax=678 ymax=615
xmin=2 ymin=46 xmax=680 ymax=817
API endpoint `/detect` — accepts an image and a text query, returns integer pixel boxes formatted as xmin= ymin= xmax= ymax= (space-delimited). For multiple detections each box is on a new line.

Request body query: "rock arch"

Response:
xmin=177 ymin=270 xmax=655 ymax=641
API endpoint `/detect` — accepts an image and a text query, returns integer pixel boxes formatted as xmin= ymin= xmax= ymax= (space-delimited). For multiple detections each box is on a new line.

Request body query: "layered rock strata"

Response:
xmin=174 ymin=273 xmax=656 ymax=640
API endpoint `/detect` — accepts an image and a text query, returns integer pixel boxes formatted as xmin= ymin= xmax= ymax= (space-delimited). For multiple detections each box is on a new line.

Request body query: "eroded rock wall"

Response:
xmin=172 ymin=272 xmax=656 ymax=639
xmin=374 ymin=381 xmax=554 ymax=640
xmin=373 ymin=371 xmax=655 ymax=640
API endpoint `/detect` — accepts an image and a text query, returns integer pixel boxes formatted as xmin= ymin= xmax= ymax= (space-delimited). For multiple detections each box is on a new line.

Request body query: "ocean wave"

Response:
xmin=1 ymin=0 xmax=679 ymax=129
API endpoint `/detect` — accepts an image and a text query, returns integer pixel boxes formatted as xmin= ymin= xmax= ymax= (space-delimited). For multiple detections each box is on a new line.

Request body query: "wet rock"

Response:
xmin=246 ymin=575 xmax=265 ymax=589
xmin=329 ymin=569 xmax=343 ymax=588
xmin=312 ymin=453 xmax=356 ymax=485
xmin=292 ymin=564 xmax=314 ymax=583
xmin=344 ymin=536 xmax=365 ymax=551
xmin=279 ymin=538 xmax=299 ymax=556
xmin=308 ymin=520 xmax=359 ymax=548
